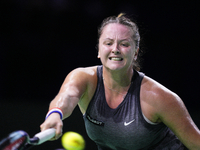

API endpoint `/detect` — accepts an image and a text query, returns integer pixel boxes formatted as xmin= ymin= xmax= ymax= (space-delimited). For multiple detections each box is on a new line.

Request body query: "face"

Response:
xmin=98 ymin=23 xmax=138 ymax=71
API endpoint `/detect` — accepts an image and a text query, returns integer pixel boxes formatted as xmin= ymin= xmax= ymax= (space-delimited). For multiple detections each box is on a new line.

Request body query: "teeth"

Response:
xmin=111 ymin=58 xmax=122 ymax=61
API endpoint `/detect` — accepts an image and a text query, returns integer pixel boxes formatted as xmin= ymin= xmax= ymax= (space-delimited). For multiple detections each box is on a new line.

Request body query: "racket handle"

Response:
xmin=34 ymin=128 xmax=56 ymax=145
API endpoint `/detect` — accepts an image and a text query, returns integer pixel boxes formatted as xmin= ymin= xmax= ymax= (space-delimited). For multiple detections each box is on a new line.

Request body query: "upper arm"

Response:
xmin=59 ymin=68 xmax=89 ymax=99
xmin=50 ymin=67 xmax=97 ymax=118
xmin=145 ymin=79 xmax=200 ymax=149
xmin=157 ymin=90 xmax=200 ymax=148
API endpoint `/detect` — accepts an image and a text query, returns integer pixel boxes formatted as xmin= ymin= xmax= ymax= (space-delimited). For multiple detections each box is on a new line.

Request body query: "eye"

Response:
xmin=120 ymin=42 xmax=130 ymax=47
xmin=104 ymin=41 xmax=112 ymax=46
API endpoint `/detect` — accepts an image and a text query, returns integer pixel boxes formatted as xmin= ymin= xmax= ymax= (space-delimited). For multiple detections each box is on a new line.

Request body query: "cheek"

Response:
xmin=124 ymin=48 xmax=135 ymax=55
xmin=99 ymin=45 xmax=110 ymax=54
xmin=126 ymin=49 xmax=136 ymax=61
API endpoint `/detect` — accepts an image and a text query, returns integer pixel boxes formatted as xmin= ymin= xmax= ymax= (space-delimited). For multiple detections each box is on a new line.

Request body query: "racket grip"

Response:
xmin=34 ymin=128 xmax=56 ymax=145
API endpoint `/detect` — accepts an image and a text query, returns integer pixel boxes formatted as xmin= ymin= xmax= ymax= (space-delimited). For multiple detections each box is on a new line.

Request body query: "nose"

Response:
xmin=112 ymin=44 xmax=120 ymax=55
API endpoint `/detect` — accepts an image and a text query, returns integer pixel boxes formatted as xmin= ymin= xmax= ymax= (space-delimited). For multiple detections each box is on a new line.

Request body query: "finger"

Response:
xmin=54 ymin=123 xmax=63 ymax=139
xmin=40 ymin=122 xmax=49 ymax=131
xmin=40 ymin=123 xmax=45 ymax=131
xmin=40 ymin=122 xmax=53 ymax=132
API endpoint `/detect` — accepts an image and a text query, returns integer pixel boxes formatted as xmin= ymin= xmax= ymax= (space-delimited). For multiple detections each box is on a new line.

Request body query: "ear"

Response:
xmin=133 ymin=48 xmax=139 ymax=60
xmin=97 ymin=51 xmax=100 ymax=58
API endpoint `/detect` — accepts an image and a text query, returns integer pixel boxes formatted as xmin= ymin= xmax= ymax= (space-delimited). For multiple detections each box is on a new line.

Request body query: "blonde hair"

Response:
xmin=117 ymin=13 xmax=125 ymax=18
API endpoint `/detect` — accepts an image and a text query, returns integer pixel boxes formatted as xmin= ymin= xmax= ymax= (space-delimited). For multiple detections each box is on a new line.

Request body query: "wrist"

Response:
xmin=45 ymin=107 xmax=63 ymax=120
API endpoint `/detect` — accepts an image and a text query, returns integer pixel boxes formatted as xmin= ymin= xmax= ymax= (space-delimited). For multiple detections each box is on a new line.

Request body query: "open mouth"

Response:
xmin=109 ymin=57 xmax=123 ymax=61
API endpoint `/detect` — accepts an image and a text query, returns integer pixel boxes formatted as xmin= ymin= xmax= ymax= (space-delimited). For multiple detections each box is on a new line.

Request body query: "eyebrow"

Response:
xmin=103 ymin=37 xmax=131 ymax=41
xmin=103 ymin=38 xmax=113 ymax=41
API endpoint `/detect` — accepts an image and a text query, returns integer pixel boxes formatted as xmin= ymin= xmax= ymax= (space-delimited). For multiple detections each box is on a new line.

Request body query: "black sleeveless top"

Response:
xmin=83 ymin=66 xmax=187 ymax=150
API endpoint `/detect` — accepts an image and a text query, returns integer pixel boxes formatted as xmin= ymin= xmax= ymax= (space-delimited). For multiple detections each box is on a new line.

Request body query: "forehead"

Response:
xmin=101 ymin=23 xmax=133 ymax=39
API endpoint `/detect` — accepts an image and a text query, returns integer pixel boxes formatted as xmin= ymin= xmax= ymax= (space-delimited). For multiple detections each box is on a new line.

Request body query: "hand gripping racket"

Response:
xmin=0 ymin=128 xmax=56 ymax=150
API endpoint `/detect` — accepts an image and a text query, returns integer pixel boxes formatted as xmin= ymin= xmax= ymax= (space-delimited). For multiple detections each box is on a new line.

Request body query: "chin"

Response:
xmin=105 ymin=64 xmax=126 ymax=71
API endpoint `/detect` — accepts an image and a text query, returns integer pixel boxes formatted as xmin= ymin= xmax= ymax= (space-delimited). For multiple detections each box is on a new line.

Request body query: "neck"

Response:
xmin=102 ymin=67 xmax=133 ymax=96
xmin=102 ymin=67 xmax=134 ymax=88
xmin=103 ymin=77 xmax=131 ymax=98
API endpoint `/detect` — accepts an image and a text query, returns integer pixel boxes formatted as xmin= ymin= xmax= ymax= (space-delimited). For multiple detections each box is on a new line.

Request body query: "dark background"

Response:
xmin=0 ymin=0 xmax=200 ymax=149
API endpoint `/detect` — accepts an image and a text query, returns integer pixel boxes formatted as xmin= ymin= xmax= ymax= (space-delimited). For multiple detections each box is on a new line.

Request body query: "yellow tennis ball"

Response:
xmin=61 ymin=131 xmax=85 ymax=150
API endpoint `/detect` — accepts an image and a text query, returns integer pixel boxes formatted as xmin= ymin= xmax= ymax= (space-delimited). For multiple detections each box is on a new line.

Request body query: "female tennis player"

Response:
xmin=40 ymin=14 xmax=200 ymax=149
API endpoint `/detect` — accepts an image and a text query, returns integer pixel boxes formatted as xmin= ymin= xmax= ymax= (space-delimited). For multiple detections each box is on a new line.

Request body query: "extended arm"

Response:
xmin=40 ymin=67 xmax=94 ymax=139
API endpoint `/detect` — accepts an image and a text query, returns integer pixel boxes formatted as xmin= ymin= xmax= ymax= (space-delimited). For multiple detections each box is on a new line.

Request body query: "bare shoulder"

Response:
xmin=141 ymin=76 xmax=200 ymax=149
xmin=68 ymin=66 xmax=97 ymax=79
xmin=59 ymin=66 xmax=98 ymax=96
xmin=74 ymin=66 xmax=97 ymax=74
xmin=73 ymin=66 xmax=98 ymax=91
xmin=67 ymin=66 xmax=98 ymax=114
xmin=140 ymin=75 xmax=184 ymax=123
xmin=141 ymin=76 xmax=179 ymax=102
xmin=65 ymin=66 xmax=98 ymax=98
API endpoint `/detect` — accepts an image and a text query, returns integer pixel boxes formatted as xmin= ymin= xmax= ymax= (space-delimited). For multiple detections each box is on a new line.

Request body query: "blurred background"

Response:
xmin=0 ymin=0 xmax=199 ymax=149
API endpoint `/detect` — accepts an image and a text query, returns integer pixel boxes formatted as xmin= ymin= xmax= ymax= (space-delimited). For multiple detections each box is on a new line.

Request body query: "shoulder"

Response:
xmin=65 ymin=66 xmax=98 ymax=84
xmin=69 ymin=66 xmax=98 ymax=94
xmin=61 ymin=66 xmax=98 ymax=96
xmin=140 ymin=75 xmax=182 ymax=123
xmin=141 ymin=75 xmax=200 ymax=149
xmin=69 ymin=66 xmax=97 ymax=77
xmin=68 ymin=66 xmax=98 ymax=113
xmin=141 ymin=76 xmax=179 ymax=101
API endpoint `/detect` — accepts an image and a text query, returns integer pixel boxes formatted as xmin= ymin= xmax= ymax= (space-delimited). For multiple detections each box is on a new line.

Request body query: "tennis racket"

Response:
xmin=0 ymin=128 xmax=56 ymax=150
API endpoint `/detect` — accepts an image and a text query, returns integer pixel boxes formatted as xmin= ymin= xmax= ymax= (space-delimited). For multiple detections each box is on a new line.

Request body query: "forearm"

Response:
xmin=49 ymin=93 xmax=80 ymax=119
